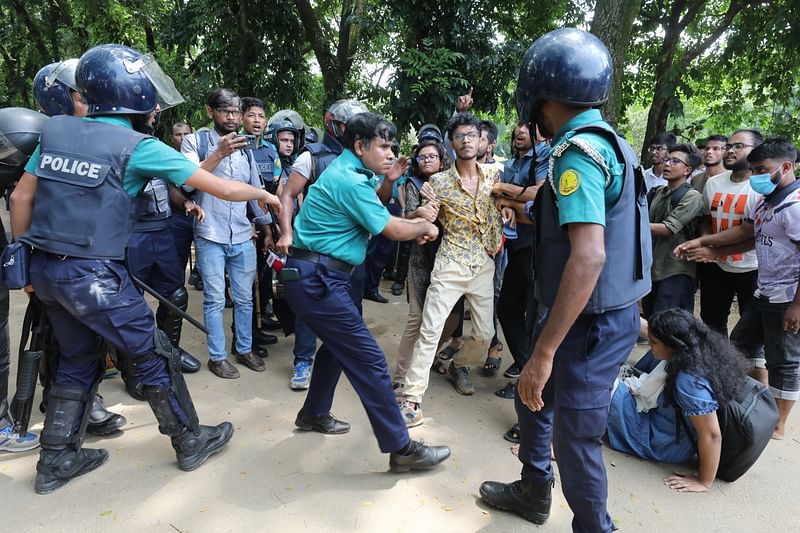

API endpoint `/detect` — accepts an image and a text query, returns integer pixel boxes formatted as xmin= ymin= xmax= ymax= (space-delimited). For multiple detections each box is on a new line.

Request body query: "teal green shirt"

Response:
xmin=293 ymin=149 xmax=391 ymax=265
xmin=24 ymin=116 xmax=198 ymax=196
xmin=550 ymin=109 xmax=624 ymax=227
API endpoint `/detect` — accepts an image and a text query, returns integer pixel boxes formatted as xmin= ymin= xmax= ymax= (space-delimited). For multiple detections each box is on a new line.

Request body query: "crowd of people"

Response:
xmin=0 ymin=27 xmax=797 ymax=532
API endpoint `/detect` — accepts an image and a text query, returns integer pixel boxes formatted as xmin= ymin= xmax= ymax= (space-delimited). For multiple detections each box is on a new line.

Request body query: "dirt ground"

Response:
xmin=1 ymin=282 xmax=799 ymax=532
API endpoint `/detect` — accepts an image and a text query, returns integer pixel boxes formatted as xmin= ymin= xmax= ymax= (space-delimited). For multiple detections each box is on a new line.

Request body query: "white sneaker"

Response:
xmin=399 ymin=401 xmax=424 ymax=428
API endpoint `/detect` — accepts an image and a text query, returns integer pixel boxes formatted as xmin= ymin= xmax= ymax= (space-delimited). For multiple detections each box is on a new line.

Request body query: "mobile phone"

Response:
xmin=240 ymin=134 xmax=258 ymax=151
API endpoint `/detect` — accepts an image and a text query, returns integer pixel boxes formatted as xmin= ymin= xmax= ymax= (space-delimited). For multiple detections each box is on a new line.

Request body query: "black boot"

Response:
xmin=155 ymin=287 xmax=201 ymax=373
xmin=86 ymin=394 xmax=127 ymax=436
xmin=34 ymin=386 xmax=109 ymax=494
xmin=479 ymin=477 xmax=554 ymax=524
xmin=143 ymin=385 xmax=233 ymax=471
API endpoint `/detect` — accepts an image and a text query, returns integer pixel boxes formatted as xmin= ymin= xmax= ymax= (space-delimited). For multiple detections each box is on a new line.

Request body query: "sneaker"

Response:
xmin=503 ymin=363 xmax=521 ymax=379
xmin=399 ymin=400 xmax=424 ymax=428
xmin=0 ymin=422 xmax=40 ymax=453
xmin=290 ymin=361 xmax=312 ymax=390
xmin=447 ymin=362 xmax=475 ymax=395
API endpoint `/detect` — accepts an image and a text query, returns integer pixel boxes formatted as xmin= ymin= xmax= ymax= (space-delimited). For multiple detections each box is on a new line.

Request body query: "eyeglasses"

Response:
xmin=724 ymin=142 xmax=754 ymax=152
xmin=648 ymin=145 xmax=668 ymax=152
xmin=662 ymin=157 xmax=689 ymax=166
xmin=453 ymin=132 xmax=479 ymax=142
xmin=215 ymin=108 xmax=242 ymax=117
xmin=415 ymin=154 xmax=440 ymax=163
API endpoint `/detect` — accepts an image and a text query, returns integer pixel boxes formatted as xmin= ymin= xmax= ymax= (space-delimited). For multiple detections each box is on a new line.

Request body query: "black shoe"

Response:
xmin=391 ymin=281 xmax=404 ymax=296
xmin=382 ymin=270 xmax=397 ymax=281
xmin=479 ymin=477 xmax=554 ymax=524
xmin=34 ymin=447 xmax=110 ymax=494
xmin=503 ymin=363 xmax=521 ymax=379
xmin=253 ymin=330 xmax=278 ymax=345
xmin=295 ymin=412 xmax=351 ymax=434
xmin=193 ymin=279 xmax=204 ymax=291
xmin=86 ymin=395 xmax=127 ymax=436
xmin=253 ymin=345 xmax=270 ymax=358
xmin=261 ymin=315 xmax=282 ymax=331
xmin=389 ymin=441 xmax=451 ymax=472
xmin=363 ymin=291 xmax=389 ymax=304
xmin=187 ymin=270 xmax=201 ymax=286
xmin=179 ymin=349 xmax=201 ymax=373
xmin=172 ymin=422 xmax=234 ymax=472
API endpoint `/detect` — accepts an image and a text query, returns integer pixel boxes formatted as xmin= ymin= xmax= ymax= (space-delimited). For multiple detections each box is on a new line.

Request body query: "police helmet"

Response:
xmin=417 ymin=123 xmax=443 ymax=143
xmin=324 ymin=99 xmax=368 ymax=140
xmin=267 ymin=109 xmax=306 ymax=153
xmin=77 ymin=44 xmax=184 ymax=117
xmin=305 ymin=127 xmax=321 ymax=144
xmin=0 ymin=107 xmax=49 ymax=189
xmin=33 ymin=59 xmax=80 ymax=117
xmin=515 ymin=28 xmax=612 ymax=124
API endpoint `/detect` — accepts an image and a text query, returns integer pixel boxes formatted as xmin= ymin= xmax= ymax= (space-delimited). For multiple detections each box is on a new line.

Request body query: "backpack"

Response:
xmin=677 ymin=375 xmax=779 ymax=482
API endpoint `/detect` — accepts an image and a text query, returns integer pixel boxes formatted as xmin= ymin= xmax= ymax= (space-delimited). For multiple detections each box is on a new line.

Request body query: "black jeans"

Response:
xmin=699 ymin=262 xmax=757 ymax=336
xmin=497 ymin=246 xmax=534 ymax=368
xmin=642 ymin=274 xmax=696 ymax=320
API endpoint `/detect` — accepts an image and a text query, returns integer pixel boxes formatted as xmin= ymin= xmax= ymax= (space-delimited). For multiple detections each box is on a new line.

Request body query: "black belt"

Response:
xmin=289 ymin=248 xmax=354 ymax=273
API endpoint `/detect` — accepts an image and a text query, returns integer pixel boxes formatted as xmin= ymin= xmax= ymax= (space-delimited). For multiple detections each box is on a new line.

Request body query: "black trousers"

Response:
xmin=497 ymin=246 xmax=534 ymax=368
xmin=699 ymin=262 xmax=757 ymax=336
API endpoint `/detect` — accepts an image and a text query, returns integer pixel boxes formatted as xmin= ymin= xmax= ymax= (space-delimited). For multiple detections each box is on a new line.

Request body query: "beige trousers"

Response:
xmin=400 ymin=254 xmax=495 ymax=403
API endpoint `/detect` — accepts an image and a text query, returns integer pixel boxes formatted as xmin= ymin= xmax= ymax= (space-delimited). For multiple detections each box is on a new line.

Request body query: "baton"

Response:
xmin=131 ymin=274 xmax=208 ymax=334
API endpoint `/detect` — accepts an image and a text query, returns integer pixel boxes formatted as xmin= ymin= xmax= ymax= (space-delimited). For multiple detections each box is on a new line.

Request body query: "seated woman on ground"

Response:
xmin=607 ymin=309 xmax=746 ymax=493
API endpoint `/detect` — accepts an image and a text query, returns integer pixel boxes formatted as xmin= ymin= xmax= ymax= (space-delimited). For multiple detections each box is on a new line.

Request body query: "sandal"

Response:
xmin=495 ymin=381 xmax=516 ymax=399
xmin=437 ymin=343 xmax=461 ymax=361
xmin=482 ymin=343 xmax=503 ymax=376
xmin=432 ymin=358 xmax=449 ymax=375
xmin=503 ymin=423 xmax=520 ymax=444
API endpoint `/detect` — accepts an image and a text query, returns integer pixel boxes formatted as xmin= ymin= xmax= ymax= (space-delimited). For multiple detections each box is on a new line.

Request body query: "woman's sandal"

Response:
xmin=495 ymin=381 xmax=516 ymax=399
xmin=503 ymin=423 xmax=520 ymax=444
xmin=482 ymin=342 xmax=503 ymax=376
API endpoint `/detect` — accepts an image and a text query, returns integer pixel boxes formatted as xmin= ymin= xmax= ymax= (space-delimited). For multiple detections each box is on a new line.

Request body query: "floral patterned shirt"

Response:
xmin=430 ymin=163 xmax=503 ymax=268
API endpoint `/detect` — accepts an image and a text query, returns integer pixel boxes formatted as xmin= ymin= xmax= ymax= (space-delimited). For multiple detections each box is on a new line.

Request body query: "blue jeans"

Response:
xmin=195 ymin=237 xmax=256 ymax=361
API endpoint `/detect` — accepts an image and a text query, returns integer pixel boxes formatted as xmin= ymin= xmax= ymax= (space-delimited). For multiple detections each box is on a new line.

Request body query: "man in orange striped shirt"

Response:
xmin=678 ymin=129 xmax=763 ymax=335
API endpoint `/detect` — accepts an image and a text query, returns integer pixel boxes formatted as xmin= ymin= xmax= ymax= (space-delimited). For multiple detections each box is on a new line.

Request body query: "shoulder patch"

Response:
xmin=559 ymin=169 xmax=580 ymax=196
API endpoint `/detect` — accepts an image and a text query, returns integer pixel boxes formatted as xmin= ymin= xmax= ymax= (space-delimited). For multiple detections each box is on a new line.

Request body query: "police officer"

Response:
xmin=276 ymin=99 xmax=370 ymax=390
xmin=283 ymin=111 xmax=450 ymax=471
xmin=0 ymin=107 xmax=48 ymax=452
xmin=125 ymin=105 xmax=203 ymax=384
xmin=32 ymin=59 xmax=129 ymax=436
xmin=479 ymin=29 xmax=651 ymax=531
xmin=266 ymin=109 xmax=306 ymax=186
xmin=10 ymin=44 xmax=281 ymax=494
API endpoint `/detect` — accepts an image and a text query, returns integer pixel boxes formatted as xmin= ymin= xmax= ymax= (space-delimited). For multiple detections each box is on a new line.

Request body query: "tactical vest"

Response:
xmin=302 ymin=133 xmax=343 ymax=186
xmin=533 ymin=122 xmax=652 ymax=314
xmin=251 ymin=142 xmax=279 ymax=192
xmin=22 ymin=115 xmax=148 ymax=260
xmin=134 ymin=177 xmax=171 ymax=232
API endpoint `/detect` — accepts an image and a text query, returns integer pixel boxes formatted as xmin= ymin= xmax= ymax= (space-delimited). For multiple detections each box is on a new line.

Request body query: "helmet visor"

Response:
xmin=126 ymin=54 xmax=184 ymax=111
xmin=0 ymin=131 xmax=25 ymax=167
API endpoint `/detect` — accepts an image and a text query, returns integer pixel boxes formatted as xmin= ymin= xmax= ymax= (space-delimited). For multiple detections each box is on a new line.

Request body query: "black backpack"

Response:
xmin=677 ymin=375 xmax=779 ymax=482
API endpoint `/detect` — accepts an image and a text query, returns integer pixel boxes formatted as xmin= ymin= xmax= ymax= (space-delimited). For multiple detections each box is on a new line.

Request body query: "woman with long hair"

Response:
xmin=607 ymin=309 xmax=746 ymax=492
xmin=392 ymin=139 xmax=453 ymax=427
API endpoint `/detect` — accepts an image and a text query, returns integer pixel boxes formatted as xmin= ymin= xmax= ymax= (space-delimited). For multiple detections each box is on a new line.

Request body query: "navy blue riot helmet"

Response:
xmin=267 ymin=109 xmax=306 ymax=154
xmin=515 ymin=28 xmax=613 ymax=125
xmin=0 ymin=107 xmax=48 ymax=190
xmin=77 ymin=44 xmax=184 ymax=117
xmin=33 ymin=59 xmax=80 ymax=117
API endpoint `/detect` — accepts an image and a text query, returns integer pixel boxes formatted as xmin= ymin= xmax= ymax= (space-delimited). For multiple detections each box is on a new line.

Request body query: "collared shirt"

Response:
xmin=644 ymin=166 xmax=667 ymax=192
xmin=648 ymin=184 xmax=704 ymax=281
xmin=293 ymin=149 xmax=390 ymax=266
xmin=24 ymin=116 xmax=198 ymax=196
xmin=550 ymin=109 xmax=624 ymax=227
xmin=182 ymin=128 xmax=269 ymax=245
xmin=430 ymin=162 xmax=503 ymax=268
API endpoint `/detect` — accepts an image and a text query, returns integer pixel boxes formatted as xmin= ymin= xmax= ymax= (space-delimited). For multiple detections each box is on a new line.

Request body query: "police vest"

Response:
xmin=22 ymin=115 xmax=148 ymax=260
xmin=302 ymin=133 xmax=343 ymax=185
xmin=533 ymin=122 xmax=652 ymax=314
xmin=134 ymin=177 xmax=171 ymax=232
xmin=251 ymin=143 xmax=279 ymax=191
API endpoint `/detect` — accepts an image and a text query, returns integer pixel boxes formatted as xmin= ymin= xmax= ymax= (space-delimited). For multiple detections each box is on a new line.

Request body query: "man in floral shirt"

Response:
xmin=396 ymin=112 xmax=505 ymax=425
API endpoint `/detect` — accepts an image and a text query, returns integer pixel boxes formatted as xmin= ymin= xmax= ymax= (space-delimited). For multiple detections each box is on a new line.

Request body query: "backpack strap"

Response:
xmin=196 ymin=129 xmax=211 ymax=163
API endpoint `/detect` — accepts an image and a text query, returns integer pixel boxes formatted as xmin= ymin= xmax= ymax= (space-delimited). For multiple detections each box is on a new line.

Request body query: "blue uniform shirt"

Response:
xmin=24 ymin=116 xmax=198 ymax=195
xmin=293 ymin=149 xmax=391 ymax=266
xmin=550 ymin=109 xmax=625 ymax=228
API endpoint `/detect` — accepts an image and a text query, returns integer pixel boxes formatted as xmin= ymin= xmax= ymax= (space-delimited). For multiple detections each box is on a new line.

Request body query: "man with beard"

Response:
xmin=679 ymin=129 xmax=763 ymax=336
xmin=692 ymin=134 xmax=728 ymax=194
xmin=182 ymin=88 xmax=273 ymax=378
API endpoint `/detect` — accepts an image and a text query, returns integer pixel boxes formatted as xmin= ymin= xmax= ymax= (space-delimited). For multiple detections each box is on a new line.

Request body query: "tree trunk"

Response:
xmin=590 ymin=0 xmax=642 ymax=128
